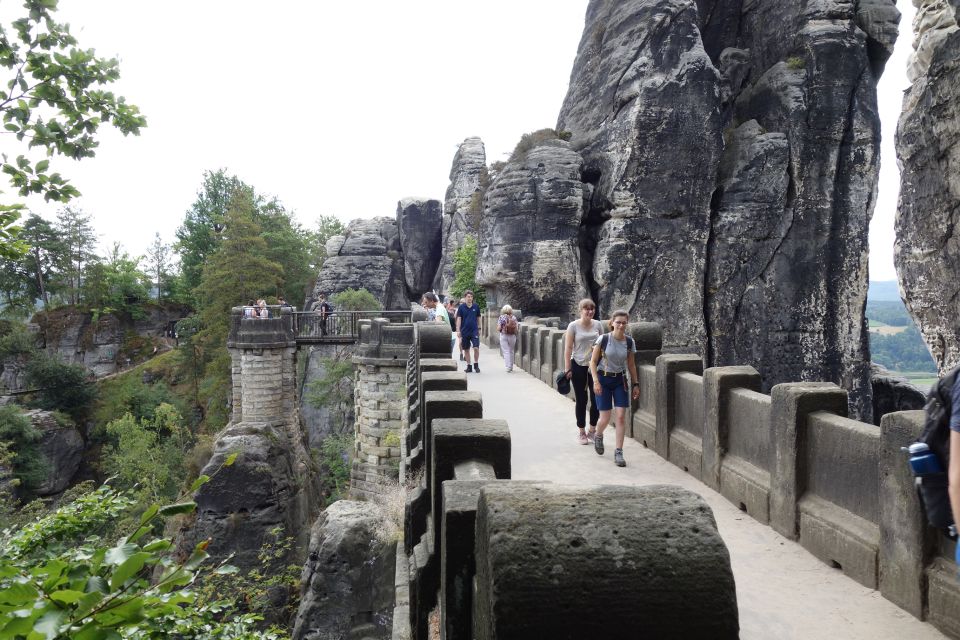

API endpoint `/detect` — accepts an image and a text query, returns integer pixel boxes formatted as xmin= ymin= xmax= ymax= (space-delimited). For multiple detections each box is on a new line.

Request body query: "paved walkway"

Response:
xmin=463 ymin=343 xmax=946 ymax=640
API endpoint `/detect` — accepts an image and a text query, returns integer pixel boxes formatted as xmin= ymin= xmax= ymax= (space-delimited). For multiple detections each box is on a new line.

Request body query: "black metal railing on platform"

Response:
xmin=293 ymin=310 xmax=413 ymax=343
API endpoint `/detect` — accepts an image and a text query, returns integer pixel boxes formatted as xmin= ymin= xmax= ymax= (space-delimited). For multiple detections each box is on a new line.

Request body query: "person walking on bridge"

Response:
xmin=497 ymin=304 xmax=518 ymax=372
xmin=456 ymin=290 xmax=482 ymax=373
xmin=589 ymin=309 xmax=640 ymax=467
xmin=564 ymin=298 xmax=602 ymax=445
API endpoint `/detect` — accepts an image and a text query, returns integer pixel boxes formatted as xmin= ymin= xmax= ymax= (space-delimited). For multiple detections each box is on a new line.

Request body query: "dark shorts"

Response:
xmin=461 ymin=334 xmax=480 ymax=348
xmin=596 ymin=373 xmax=629 ymax=410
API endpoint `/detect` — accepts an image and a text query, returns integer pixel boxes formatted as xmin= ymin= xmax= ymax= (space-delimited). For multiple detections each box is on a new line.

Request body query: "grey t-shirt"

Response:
xmin=593 ymin=333 xmax=636 ymax=373
xmin=566 ymin=319 xmax=603 ymax=366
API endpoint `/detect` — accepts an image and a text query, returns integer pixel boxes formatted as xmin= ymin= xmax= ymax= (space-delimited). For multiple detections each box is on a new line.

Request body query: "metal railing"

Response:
xmin=292 ymin=310 xmax=413 ymax=343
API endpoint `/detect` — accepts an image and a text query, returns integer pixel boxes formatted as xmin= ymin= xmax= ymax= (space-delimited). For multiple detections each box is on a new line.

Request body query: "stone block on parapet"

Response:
xmin=404 ymin=479 xmax=429 ymax=556
xmin=535 ymin=316 xmax=561 ymax=328
xmin=879 ymin=410 xmax=934 ymax=618
xmin=416 ymin=322 xmax=453 ymax=358
xmin=421 ymin=371 xmax=468 ymax=393
xmin=769 ymin=382 xmax=848 ymax=540
xmin=928 ymin=557 xmax=960 ymax=638
xmin=520 ymin=324 xmax=533 ymax=372
xmin=628 ymin=321 xmax=663 ymax=365
xmin=430 ymin=419 xmax=510 ymax=558
xmin=419 ymin=358 xmax=457 ymax=374
xmin=441 ymin=480 xmax=541 ymax=640
xmin=654 ymin=354 xmax=704 ymax=458
xmin=227 ymin=307 xmax=296 ymax=349
xmin=422 ymin=391 xmax=483 ymax=496
xmin=702 ymin=366 xmax=762 ymax=491
xmin=528 ymin=326 xmax=542 ymax=377
xmin=538 ymin=328 xmax=557 ymax=384
xmin=472 ymin=484 xmax=738 ymax=639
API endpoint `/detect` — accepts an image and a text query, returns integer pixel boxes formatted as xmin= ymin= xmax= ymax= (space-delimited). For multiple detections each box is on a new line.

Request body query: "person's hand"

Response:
xmin=593 ymin=381 xmax=602 ymax=394
xmin=565 ymin=369 xmax=573 ymax=379
xmin=631 ymin=386 xmax=640 ymax=400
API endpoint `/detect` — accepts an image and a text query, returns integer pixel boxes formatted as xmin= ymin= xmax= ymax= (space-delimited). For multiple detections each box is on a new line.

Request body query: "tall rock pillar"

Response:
xmin=176 ymin=307 xmax=319 ymax=571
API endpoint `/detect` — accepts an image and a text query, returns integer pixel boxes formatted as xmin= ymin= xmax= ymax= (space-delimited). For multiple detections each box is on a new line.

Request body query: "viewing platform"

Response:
xmin=227 ymin=306 xmax=413 ymax=345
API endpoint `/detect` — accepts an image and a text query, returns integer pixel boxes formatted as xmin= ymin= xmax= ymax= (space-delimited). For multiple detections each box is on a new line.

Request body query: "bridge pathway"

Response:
xmin=463 ymin=343 xmax=946 ymax=639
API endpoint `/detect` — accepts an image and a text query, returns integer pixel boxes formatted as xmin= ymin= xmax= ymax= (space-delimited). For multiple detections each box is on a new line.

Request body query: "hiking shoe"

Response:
xmin=577 ymin=432 xmax=590 ymax=445
xmin=586 ymin=428 xmax=596 ymax=442
xmin=594 ymin=434 xmax=604 ymax=455
xmin=614 ymin=448 xmax=626 ymax=467
xmin=473 ymin=364 xmax=480 ymax=373
xmin=465 ymin=364 xmax=473 ymax=373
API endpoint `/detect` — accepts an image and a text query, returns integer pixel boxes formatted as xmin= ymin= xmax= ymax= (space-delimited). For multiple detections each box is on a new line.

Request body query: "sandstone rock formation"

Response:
xmin=896 ymin=0 xmax=960 ymax=372
xmin=292 ymin=500 xmax=396 ymax=640
xmin=475 ymin=0 xmax=895 ymax=417
xmin=26 ymin=409 xmax=83 ymax=496
xmin=870 ymin=364 xmax=927 ymax=426
xmin=476 ymin=143 xmax=589 ymax=317
xmin=312 ymin=218 xmax=408 ymax=310
xmin=434 ymin=137 xmax=487 ymax=295
xmin=396 ymin=198 xmax=443 ymax=299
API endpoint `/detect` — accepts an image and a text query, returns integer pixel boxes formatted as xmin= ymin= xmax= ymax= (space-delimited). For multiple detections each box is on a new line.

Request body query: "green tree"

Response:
xmin=257 ymin=201 xmax=315 ymax=306
xmin=0 ymin=0 xmax=146 ymax=207
xmin=308 ymin=214 xmax=345 ymax=274
xmin=0 ymin=404 xmax=47 ymax=493
xmin=0 ymin=206 xmax=27 ymax=260
xmin=450 ymin=236 xmax=485 ymax=308
xmin=331 ymin=287 xmax=381 ymax=311
xmin=19 ymin=213 xmax=63 ymax=307
xmin=81 ymin=243 xmax=150 ymax=316
xmin=54 ymin=205 xmax=97 ymax=305
xmin=25 ymin=352 xmax=95 ymax=418
xmin=175 ymin=169 xmax=251 ymax=298
xmin=103 ymin=403 xmax=190 ymax=503
xmin=145 ymin=231 xmax=172 ymax=302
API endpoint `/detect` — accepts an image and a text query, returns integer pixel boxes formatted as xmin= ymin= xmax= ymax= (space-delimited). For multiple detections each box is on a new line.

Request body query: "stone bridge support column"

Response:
xmin=351 ymin=318 xmax=414 ymax=499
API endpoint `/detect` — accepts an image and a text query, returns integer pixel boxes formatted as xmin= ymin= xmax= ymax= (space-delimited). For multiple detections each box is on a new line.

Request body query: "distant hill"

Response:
xmin=868 ymin=280 xmax=901 ymax=302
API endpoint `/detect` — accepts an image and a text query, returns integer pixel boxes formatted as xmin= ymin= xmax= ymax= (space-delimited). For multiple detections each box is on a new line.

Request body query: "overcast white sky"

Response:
xmin=8 ymin=0 xmax=914 ymax=281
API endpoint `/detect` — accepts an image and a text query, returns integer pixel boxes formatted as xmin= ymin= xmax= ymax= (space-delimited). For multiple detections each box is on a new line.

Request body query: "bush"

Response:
xmin=450 ymin=237 xmax=486 ymax=309
xmin=331 ymin=287 xmax=381 ymax=311
xmin=0 ymin=321 xmax=37 ymax=360
xmin=508 ymin=128 xmax=572 ymax=163
xmin=25 ymin=353 xmax=96 ymax=418
xmin=318 ymin=433 xmax=352 ymax=506
xmin=0 ymin=405 xmax=47 ymax=493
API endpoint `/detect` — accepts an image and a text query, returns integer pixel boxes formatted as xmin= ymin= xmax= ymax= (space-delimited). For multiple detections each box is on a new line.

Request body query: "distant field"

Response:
xmin=900 ymin=372 xmax=937 ymax=390
xmin=868 ymin=324 xmax=908 ymax=336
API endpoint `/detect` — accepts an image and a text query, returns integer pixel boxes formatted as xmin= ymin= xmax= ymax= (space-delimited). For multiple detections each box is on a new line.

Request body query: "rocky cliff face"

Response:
xmin=476 ymin=143 xmax=589 ymax=316
xmin=396 ymin=198 xmax=443 ymax=300
xmin=472 ymin=0 xmax=895 ymax=417
xmin=27 ymin=409 xmax=83 ymax=496
xmin=434 ymin=137 xmax=487 ymax=295
xmin=896 ymin=0 xmax=960 ymax=372
xmin=312 ymin=218 xmax=409 ymax=309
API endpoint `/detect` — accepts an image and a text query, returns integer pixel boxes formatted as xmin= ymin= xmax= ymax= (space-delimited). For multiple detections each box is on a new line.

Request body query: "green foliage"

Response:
xmin=196 ymin=526 xmax=301 ymax=631
xmin=25 ymin=352 xmax=95 ymax=418
xmin=0 ymin=205 xmax=26 ymax=260
xmin=54 ymin=206 xmax=97 ymax=306
xmin=786 ymin=56 xmax=805 ymax=70
xmin=102 ymin=404 xmax=190 ymax=504
xmin=0 ymin=479 xmax=279 ymax=639
xmin=308 ymin=214 xmax=346 ymax=275
xmin=330 ymin=287 xmax=381 ymax=312
xmin=0 ymin=0 xmax=146 ymax=204
xmin=870 ymin=324 xmax=937 ymax=374
xmin=318 ymin=434 xmax=352 ymax=506
xmin=19 ymin=213 xmax=62 ymax=307
xmin=306 ymin=353 xmax=354 ymax=435
xmin=865 ymin=300 xmax=912 ymax=327
xmin=0 ymin=405 xmax=47 ymax=492
xmin=508 ymin=128 xmax=572 ymax=163
xmin=450 ymin=236 xmax=485 ymax=309
xmin=0 ymin=321 xmax=35 ymax=359
xmin=81 ymin=243 xmax=152 ymax=318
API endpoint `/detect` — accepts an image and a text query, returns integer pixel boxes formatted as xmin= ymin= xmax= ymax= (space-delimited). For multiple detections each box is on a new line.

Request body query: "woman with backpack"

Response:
xmin=563 ymin=298 xmax=603 ymax=445
xmin=497 ymin=304 xmax=518 ymax=372
xmin=589 ymin=308 xmax=640 ymax=467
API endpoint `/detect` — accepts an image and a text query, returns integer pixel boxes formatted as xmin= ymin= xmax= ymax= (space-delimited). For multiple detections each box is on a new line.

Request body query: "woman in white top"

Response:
xmin=563 ymin=298 xmax=603 ymax=445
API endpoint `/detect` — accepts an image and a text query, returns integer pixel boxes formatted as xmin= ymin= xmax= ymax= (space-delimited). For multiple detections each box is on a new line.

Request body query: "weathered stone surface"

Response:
xmin=476 ymin=144 xmax=589 ymax=316
xmin=292 ymin=501 xmax=396 ymax=640
xmin=312 ymin=217 xmax=408 ymax=310
xmin=870 ymin=364 xmax=927 ymax=427
xmin=396 ymin=198 xmax=443 ymax=298
xmin=26 ymin=409 xmax=83 ymax=496
xmin=557 ymin=0 xmax=723 ymax=350
xmin=434 ymin=137 xmax=486 ymax=295
xmin=473 ymin=484 xmax=738 ymax=639
xmin=897 ymin=0 xmax=960 ymax=372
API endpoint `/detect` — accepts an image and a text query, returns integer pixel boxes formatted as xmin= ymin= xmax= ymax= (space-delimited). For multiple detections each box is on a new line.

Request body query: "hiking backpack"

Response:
xmin=915 ymin=365 xmax=960 ymax=533
xmin=503 ymin=315 xmax=518 ymax=335
xmin=598 ymin=334 xmax=635 ymax=369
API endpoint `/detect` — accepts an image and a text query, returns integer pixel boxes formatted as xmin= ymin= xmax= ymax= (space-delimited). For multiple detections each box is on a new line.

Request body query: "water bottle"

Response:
xmin=905 ymin=442 xmax=943 ymax=476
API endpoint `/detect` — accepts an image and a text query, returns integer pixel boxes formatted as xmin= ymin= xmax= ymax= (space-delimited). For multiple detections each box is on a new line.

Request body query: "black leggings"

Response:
xmin=570 ymin=360 xmax=598 ymax=429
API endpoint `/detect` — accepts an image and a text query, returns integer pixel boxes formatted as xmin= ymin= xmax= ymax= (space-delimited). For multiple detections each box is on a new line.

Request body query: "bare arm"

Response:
xmin=950 ymin=431 xmax=960 ymax=534
xmin=563 ymin=330 xmax=574 ymax=378
xmin=589 ymin=345 xmax=602 ymax=393
xmin=455 ymin=312 xmax=462 ymax=333
xmin=628 ymin=351 xmax=640 ymax=400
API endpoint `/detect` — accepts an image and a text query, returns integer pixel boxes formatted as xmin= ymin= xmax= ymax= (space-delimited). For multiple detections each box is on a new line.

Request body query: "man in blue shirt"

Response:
xmin=456 ymin=290 xmax=482 ymax=373
xmin=948 ymin=373 xmax=960 ymax=564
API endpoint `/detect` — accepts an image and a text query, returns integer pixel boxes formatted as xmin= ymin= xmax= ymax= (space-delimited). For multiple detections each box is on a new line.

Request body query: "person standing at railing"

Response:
xmin=257 ymin=299 xmax=269 ymax=319
xmin=311 ymin=294 xmax=332 ymax=335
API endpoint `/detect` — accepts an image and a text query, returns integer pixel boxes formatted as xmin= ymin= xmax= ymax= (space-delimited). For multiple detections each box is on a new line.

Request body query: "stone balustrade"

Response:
xmin=502 ymin=317 xmax=960 ymax=638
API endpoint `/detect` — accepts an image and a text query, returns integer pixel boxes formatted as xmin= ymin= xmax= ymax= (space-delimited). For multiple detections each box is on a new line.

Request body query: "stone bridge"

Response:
xmin=223 ymin=307 xmax=959 ymax=639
